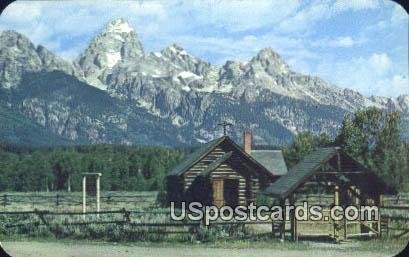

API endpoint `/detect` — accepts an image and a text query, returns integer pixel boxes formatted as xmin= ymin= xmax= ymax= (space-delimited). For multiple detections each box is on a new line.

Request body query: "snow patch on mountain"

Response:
xmin=106 ymin=52 xmax=121 ymax=68
xmin=178 ymin=71 xmax=202 ymax=80
xmin=153 ymin=52 xmax=162 ymax=58
xmin=181 ymin=85 xmax=191 ymax=92
xmin=105 ymin=18 xmax=134 ymax=34
xmin=1 ymin=19 xmax=408 ymax=146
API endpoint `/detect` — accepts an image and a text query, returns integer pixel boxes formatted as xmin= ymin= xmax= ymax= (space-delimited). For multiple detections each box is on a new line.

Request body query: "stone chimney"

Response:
xmin=243 ymin=131 xmax=252 ymax=154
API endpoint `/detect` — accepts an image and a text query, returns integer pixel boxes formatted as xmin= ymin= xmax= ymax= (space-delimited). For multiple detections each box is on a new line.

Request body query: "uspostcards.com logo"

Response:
xmin=170 ymin=202 xmax=379 ymax=225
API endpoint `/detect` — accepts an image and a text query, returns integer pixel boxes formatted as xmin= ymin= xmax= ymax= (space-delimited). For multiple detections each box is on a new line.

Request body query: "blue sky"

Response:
xmin=0 ymin=0 xmax=407 ymax=97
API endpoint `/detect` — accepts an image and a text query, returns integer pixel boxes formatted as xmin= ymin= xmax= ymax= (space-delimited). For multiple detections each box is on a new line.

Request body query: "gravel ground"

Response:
xmin=1 ymin=241 xmax=402 ymax=257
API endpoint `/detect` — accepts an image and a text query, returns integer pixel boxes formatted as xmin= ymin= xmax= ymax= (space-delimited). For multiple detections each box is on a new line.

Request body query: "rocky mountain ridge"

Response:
xmin=0 ymin=18 xmax=408 ymax=146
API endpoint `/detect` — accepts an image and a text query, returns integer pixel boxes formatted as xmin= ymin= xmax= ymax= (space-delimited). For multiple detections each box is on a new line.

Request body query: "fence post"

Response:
xmin=96 ymin=175 xmax=100 ymax=218
xmin=2 ymin=194 xmax=7 ymax=208
xmin=82 ymin=176 xmax=87 ymax=219
xmin=122 ymin=208 xmax=131 ymax=223
xmin=34 ymin=208 xmax=48 ymax=226
xmin=56 ymin=194 xmax=60 ymax=206
xmin=201 ymin=211 xmax=209 ymax=229
xmin=271 ymin=220 xmax=275 ymax=237
xmin=344 ymin=218 xmax=347 ymax=240
xmin=377 ymin=194 xmax=382 ymax=238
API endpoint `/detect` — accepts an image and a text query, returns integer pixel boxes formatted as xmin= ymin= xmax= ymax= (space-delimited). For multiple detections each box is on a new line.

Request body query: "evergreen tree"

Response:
xmin=283 ymin=132 xmax=330 ymax=168
xmin=0 ymin=143 xmax=183 ymax=192
xmin=336 ymin=108 xmax=409 ymax=191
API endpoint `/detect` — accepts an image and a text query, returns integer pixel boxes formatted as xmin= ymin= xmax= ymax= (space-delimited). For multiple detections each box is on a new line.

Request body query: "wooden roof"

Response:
xmin=167 ymin=136 xmax=276 ymax=178
xmin=201 ymin=151 xmax=232 ymax=176
xmin=168 ymin=137 xmax=225 ymax=176
xmin=251 ymin=150 xmax=288 ymax=175
xmin=263 ymin=147 xmax=394 ymax=198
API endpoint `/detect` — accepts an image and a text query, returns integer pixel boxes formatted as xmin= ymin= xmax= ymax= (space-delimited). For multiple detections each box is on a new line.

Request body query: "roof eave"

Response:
xmin=225 ymin=137 xmax=278 ymax=178
xmin=167 ymin=136 xmax=227 ymax=177
xmin=262 ymin=189 xmax=286 ymax=199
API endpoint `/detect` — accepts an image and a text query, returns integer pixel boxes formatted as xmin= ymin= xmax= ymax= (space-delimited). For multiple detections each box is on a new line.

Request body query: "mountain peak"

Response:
xmin=1 ymin=28 xmax=407 ymax=146
xmin=1 ymin=30 xmax=23 ymax=38
xmin=161 ymin=43 xmax=195 ymax=60
xmin=162 ymin=43 xmax=186 ymax=54
xmin=75 ymin=18 xmax=143 ymax=89
xmin=0 ymin=30 xmax=35 ymax=49
xmin=250 ymin=47 xmax=290 ymax=75
xmin=36 ymin=45 xmax=78 ymax=76
xmin=104 ymin=18 xmax=134 ymax=34
xmin=257 ymin=47 xmax=280 ymax=56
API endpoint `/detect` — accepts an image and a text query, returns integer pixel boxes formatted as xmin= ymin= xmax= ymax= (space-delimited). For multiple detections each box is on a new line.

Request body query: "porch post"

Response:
xmin=82 ymin=176 xmax=86 ymax=218
xmin=96 ymin=174 xmax=101 ymax=218
xmin=334 ymin=185 xmax=340 ymax=242
xmin=289 ymin=194 xmax=297 ymax=241
xmin=279 ymin=198 xmax=285 ymax=241
xmin=377 ymin=194 xmax=383 ymax=237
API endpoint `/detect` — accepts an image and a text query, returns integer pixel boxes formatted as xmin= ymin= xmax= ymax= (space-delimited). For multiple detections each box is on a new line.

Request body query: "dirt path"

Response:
xmin=1 ymin=241 xmax=400 ymax=257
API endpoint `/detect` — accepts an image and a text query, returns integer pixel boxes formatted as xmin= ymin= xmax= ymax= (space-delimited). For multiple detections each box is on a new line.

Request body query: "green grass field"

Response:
xmin=0 ymin=191 xmax=408 ymax=247
xmin=0 ymin=191 xmax=158 ymax=212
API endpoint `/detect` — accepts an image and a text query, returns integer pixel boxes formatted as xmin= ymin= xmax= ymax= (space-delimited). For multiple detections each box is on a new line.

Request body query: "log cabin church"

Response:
xmin=166 ymin=132 xmax=287 ymax=207
xmin=166 ymin=131 xmax=395 ymax=240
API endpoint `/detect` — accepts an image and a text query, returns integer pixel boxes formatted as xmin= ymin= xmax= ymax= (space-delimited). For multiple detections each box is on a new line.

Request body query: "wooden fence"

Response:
xmin=1 ymin=193 xmax=408 ymax=240
xmin=1 ymin=207 xmax=408 ymax=239
xmin=2 ymin=193 xmax=408 ymax=208
xmin=1 ymin=193 xmax=156 ymax=207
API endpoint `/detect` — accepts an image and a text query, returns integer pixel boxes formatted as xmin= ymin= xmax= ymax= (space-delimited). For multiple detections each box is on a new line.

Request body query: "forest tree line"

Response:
xmin=0 ymin=107 xmax=408 ymax=193
xmin=0 ymin=144 xmax=184 ymax=192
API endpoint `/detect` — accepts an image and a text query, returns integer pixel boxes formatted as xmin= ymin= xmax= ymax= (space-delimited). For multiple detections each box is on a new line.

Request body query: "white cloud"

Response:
xmin=0 ymin=1 xmax=43 ymax=23
xmin=278 ymin=1 xmax=331 ymax=32
xmin=375 ymin=3 xmax=407 ymax=30
xmin=333 ymin=0 xmax=379 ymax=12
xmin=375 ymin=74 xmax=409 ymax=96
xmin=368 ymin=53 xmax=392 ymax=75
xmin=390 ymin=3 xmax=408 ymax=25
xmin=58 ymin=45 xmax=87 ymax=61
xmin=314 ymin=52 xmax=406 ymax=97
xmin=171 ymin=31 xmax=318 ymax=67
xmin=184 ymin=0 xmax=301 ymax=32
xmin=331 ymin=36 xmax=354 ymax=47
xmin=310 ymin=36 xmax=362 ymax=48
xmin=278 ymin=0 xmax=382 ymax=33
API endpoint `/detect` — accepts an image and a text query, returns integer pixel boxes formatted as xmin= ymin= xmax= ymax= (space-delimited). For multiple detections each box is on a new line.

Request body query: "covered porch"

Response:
xmin=263 ymin=147 xmax=395 ymax=242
